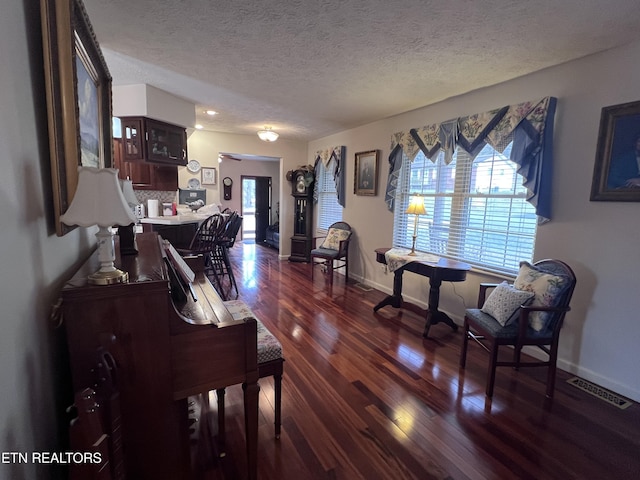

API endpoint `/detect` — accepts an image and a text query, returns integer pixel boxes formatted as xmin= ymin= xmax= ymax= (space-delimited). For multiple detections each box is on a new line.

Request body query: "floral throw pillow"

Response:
xmin=481 ymin=281 xmax=534 ymax=326
xmin=514 ymin=262 xmax=570 ymax=332
xmin=320 ymin=227 xmax=351 ymax=251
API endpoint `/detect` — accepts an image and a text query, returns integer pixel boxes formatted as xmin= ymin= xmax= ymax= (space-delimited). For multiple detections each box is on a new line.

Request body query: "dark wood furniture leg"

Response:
xmin=423 ymin=277 xmax=458 ymax=337
xmin=216 ymin=388 xmax=226 ymax=457
xmin=243 ymin=380 xmax=259 ymax=480
xmin=258 ymin=359 xmax=284 ymax=439
xmin=218 ymin=357 xmax=284 ymax=452
xmin=274 ymin=371 xmax=282 ymax=439
xmin=373 ymin=270 xmax=404 ymax=311
xmin=374 ymin=270 xmax=458 ymax=337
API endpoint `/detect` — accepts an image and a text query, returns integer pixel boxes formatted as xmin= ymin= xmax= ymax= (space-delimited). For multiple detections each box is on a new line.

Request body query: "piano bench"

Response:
xmin=217 ymin=300 xmax=284 ymax=447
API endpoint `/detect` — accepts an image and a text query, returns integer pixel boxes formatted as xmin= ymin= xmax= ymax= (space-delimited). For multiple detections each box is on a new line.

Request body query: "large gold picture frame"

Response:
xmin=41 ymin=0 xmax=113 ymax=235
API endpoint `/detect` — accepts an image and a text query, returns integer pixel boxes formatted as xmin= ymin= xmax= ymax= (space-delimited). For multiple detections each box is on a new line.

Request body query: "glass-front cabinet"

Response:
xmin=114 ymin=116 xmax=184 ymax=190
xmin=122 ymin=117 xmax=143 ymax=161
xmin=146 ymin=118 xmax=187 ymax=165
xmin=119 ymin=116 xmax=188 ymax=166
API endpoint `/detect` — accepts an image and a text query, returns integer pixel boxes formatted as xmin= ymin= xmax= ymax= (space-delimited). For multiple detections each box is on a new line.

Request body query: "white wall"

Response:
xmin=1 ymin=0 xmax=98 ymax=478
xmin=214 ymin=159 xmax=280 ymax=222
xmin=113 ymin=84 xmax=195 ymax=128
xmin=309 ymin=40 xmax=640 ymax=402
xmin=185 ymin=130 xmax=306 ymax=254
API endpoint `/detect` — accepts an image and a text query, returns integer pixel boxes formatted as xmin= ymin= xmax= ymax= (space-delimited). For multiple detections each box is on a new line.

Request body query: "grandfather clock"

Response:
xmin=289 ymin=169 xmax=314 ymax=263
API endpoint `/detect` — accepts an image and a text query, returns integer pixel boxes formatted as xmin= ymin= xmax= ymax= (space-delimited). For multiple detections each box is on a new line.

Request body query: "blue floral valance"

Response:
xmin=385 ymin=97 xmax=557 ymax=222
xmin=313 ymin=146 xmax=346 ymax=207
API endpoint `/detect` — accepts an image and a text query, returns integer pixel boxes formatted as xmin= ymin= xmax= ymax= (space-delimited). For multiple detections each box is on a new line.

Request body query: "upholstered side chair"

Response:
xmin=460 ymin=259 xmax=576 ymax=399
xmin=310 ymin=221 xmax=352 ymax=285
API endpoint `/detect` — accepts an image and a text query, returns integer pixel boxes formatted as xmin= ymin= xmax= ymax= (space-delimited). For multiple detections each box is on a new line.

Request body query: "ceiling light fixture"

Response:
xmin=257 ymin=126 xmax=279 ymax=142
xmin=205 ymin=110 xmax=217 ymax=116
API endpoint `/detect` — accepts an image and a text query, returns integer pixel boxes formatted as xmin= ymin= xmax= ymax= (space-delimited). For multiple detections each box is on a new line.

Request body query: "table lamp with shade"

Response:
xmin=60 ymin=167 xmax=137 ymax=285
xmin=405 ymin=195 xmax=427 ymax=256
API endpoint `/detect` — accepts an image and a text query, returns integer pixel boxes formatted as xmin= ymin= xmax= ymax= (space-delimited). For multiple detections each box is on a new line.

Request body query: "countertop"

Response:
xmin=139 ymin=213 xmax=210 ymax=225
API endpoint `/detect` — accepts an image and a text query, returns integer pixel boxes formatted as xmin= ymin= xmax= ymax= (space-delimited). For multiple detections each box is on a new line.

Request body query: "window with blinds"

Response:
xmin=316 ymin=158 xmax=342 ymax=232
xmin=393 ymin=139 xmax=537 ymax=275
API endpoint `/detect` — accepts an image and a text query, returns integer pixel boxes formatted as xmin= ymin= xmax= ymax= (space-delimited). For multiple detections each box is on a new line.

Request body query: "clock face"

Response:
xmin=296 ymin=174 xmax=306 ymax=193
xmin=223 ymin=177 xmax=233 ymax=186
xmin=186 ymin=159 xmax=201 ymax=173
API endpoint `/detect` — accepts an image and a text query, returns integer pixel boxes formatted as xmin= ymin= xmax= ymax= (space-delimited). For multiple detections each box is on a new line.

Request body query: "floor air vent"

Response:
xmin=567 ymin=377 xmax=633 ymax=409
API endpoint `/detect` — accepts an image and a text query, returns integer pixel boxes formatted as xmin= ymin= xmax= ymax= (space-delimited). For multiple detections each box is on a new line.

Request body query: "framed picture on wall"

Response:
xmin=201 ymin=167 xmax=217 ymax=185
xmin=354 ymin=150 xmax=379 ymax=196
xmin=41 ymin=0 xmax=113 ymax=235
xmin=590 ymin=100 xmax=640 ymax=201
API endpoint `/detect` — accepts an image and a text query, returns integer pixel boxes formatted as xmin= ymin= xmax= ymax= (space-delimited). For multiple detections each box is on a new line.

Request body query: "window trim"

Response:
xmin=393 ymin=142 xmax=538 ymax=276
xmin=315 ymin=157 xmax=342 ymax=234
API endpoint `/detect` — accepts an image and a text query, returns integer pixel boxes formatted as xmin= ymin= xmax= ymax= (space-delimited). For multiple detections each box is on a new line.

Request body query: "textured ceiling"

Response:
xmin=83 ymin=0 xmax=640 ymax=142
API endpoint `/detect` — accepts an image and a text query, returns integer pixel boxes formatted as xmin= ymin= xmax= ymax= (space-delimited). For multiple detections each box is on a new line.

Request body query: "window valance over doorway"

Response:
xmin=314 ymin=145 xmax=346 ymax=207
xmin=385 ymin=97 xmax=557 ymax=222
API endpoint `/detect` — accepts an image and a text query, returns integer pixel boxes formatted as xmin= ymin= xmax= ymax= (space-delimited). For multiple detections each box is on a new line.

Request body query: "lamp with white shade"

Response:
xmin=405 ymin=195 xmax=427 ymax=256
xmin=60 ymin=167 xmax=137 ymax=285
xmin=120 ymin=178 xmax=139 ymax=207
xmin=257 ymin=126 xmax=279 ymax=142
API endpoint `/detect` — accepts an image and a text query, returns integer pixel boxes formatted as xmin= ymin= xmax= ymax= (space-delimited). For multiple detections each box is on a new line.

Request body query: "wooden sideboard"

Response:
xmin=61 ymin=233 xmax=258 ymax=479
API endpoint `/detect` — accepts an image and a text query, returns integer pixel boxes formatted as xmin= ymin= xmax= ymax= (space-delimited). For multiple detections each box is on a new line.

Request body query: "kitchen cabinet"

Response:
xmin=113 ymin=138 xmax=178 ymax=191
xmin=120 ymin=116 xmax=188 ymax=166
xmin=113 ymin=116 xmax=186 ymax=190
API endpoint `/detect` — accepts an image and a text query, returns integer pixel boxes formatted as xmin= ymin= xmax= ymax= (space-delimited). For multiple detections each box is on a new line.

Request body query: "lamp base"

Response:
xmin=88 ymin=268 xmax=129 ymax=286
xmin=408 ymin=235 xmax=418 ymax=256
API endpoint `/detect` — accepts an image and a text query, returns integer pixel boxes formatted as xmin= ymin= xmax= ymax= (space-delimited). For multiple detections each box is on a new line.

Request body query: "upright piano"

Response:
xmin=61 ymin=232 xmax=258 ymax=479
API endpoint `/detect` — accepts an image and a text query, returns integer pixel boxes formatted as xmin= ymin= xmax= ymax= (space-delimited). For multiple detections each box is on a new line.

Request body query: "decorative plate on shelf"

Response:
xmin=187 ymin=178 xmax=201 ymax=189
xmin=186 ymin=159 xmax=201 ymax=173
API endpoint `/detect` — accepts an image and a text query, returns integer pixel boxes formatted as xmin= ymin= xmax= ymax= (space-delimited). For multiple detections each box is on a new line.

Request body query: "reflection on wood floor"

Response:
xmin=196 ymin=241 xmax=640 ymax=480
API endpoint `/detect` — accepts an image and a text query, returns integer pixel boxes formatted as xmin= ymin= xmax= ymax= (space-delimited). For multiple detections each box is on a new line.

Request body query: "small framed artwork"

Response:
xmin=41 ymin=0 xmax=113 ymax=235
xmin=201 ymin=167 xmax=217 ymax=185
xmin=590 ymin=100 xmax=640 ymax=201
xmin=354 ymin=150 xmax=379 ymax=196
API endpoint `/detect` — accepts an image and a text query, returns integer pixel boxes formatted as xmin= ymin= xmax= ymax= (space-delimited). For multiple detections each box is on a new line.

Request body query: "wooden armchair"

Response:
xmin=310 ymin=222 xmax=352 ymax=285
xmin=460 ymin=259 xmax=576 ymax=398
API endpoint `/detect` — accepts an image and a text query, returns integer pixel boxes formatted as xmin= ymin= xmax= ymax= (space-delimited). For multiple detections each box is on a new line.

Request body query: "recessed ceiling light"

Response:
xmin=205 ymin=110 xmax=217 ymax=116
xmin=195 ymin=124 xmax=203 ymax=130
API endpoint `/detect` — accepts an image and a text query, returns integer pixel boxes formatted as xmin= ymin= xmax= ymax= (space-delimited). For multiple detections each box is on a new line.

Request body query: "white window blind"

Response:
xmin=316 ymin=158 xmax=342 ymax=231
xmin=393 ymin=139 xmax=537 ymax=275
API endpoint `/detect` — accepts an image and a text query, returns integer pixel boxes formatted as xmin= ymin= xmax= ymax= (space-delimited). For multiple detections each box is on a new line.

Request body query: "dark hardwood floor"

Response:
xmin=196 ymin=242 xmax=640 ymax=479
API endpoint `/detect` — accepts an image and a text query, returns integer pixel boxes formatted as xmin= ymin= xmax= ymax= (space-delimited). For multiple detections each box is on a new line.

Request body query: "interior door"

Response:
xmin=255 ymin=177 xmax=271 ymax=243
